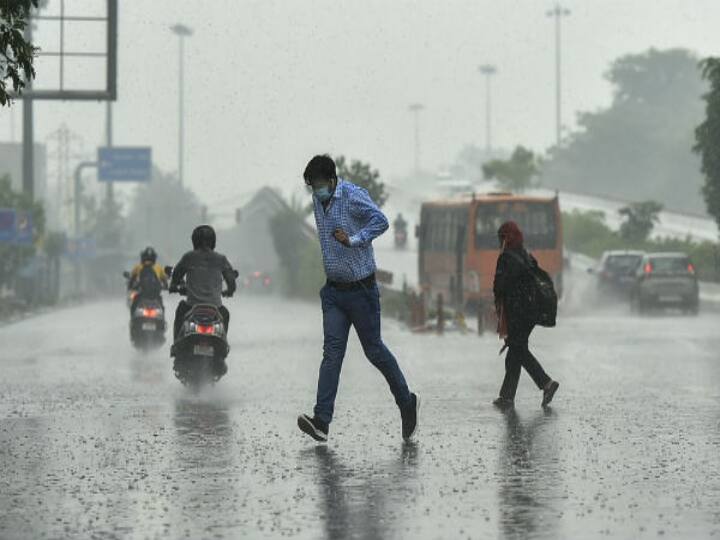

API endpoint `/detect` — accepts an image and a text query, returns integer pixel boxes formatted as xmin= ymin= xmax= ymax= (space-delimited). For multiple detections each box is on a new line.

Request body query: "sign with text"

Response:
xmin=98 ymin=147 xmax=152 ymax=182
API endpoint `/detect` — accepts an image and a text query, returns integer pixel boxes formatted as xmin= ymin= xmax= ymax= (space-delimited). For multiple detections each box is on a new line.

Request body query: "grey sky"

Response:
xmin=2 ymin=0 xmax=719 ymax=210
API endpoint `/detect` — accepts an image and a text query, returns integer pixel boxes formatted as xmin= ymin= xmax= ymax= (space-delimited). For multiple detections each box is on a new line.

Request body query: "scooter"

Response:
xmin=394 ymin=228 xmax=408 ymax=249
xmin=123 ymin=271 xmax=167 ymax=351
xmin=166 ymin=266 xmax=235 ymax=391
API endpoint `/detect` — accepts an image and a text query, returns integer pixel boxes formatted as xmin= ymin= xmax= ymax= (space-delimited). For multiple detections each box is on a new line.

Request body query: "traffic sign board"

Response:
xmin=98 ymin=147 xmax=152 ymax=182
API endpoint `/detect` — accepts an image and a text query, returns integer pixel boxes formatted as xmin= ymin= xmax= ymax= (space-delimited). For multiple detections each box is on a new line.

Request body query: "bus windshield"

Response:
xmin=475 ymin=200 xmax=557 ymax=249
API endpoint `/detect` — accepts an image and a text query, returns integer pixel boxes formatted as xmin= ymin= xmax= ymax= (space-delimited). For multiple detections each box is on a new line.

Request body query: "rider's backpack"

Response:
xmin=138 ymin=264 xmax=162 ymax=298
xmin=505 ymin=250 xmax=558 ymax=328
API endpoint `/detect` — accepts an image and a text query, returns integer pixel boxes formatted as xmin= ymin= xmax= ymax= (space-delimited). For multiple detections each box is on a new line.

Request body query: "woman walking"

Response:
xmin=493 ymin=221 xmax=559 ymax=408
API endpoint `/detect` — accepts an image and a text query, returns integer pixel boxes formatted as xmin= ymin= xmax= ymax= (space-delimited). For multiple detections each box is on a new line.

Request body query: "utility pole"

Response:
xmin=478 ymin=64 xmax=497 ymax=155
xmin=546 ymin=3 xmax=570 ymax=147
xmin=105 ymin=101 xmax=113 ymax=201
xmin=408 ymin=103 xmax=424 ymax=177
xmin=22 ymin=19 xmax=34 ymax=200
xmin=170 ymin=23 xmax=192 ymax=186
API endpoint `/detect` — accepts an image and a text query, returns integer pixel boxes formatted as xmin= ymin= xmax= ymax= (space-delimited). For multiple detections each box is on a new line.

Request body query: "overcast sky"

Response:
xmin=2 ymin=0 xmax=720 ymax=211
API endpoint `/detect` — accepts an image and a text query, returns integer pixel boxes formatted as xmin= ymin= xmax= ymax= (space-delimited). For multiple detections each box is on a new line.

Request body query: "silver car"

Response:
xmin=630 ymin=252 xmax=699 ymax=314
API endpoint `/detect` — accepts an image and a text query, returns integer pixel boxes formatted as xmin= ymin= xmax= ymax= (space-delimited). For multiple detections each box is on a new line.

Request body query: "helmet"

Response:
xmin=140 ymin=246 xmax=157 ymax=263
xmin=192 ymin=225 xmax=216 ymax=250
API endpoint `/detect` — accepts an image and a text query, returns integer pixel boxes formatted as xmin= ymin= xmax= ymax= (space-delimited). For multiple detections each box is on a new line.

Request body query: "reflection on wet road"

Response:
xmin=1 ymin=296 xmax=719 ymax=539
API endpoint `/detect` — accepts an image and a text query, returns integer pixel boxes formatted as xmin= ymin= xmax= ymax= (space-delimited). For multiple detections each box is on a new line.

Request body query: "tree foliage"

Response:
xmin=0 ymin=0 xmax=39 ymax=106
xmin=335 ymin=155 xmax=388 ymax=207
xmin=0 ymin=174 xmax=44 ymax=288
xmin=542 ymin=49 xmax=706 ymax=214
xmin=618 ymin=200 xmax=663 ymax=242
xmin=482 ymin=146 xmax=539 ymax=193
xmin=694 ymin=57 xmax=720 ymax=232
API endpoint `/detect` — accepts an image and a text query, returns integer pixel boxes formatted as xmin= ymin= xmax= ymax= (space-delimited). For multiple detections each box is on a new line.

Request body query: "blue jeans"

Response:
xmin=314 ymin=283 xmax=412 ymax=424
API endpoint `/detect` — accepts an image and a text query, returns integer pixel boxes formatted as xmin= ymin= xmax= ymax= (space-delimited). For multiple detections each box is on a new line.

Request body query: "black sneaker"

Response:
xmin=542 ymin=380 xmax=559 ymax=407
xmin=493 ymin=397 xmax=514 ymax=409
xmin=401 ymin=393 xmax=420 ymax=441
xmin=297 ymin=414 xmax=329 ymax=442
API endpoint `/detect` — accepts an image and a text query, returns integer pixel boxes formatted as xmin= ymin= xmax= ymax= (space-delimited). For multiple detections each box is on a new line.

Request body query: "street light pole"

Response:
xmin=479 ymin=64 xmax=497 ymax=155
xmin=546 ymin=3 xmax=570 ymax=147
xmin=170 ymin=23 xmax=192 ymax=186
xmin=408 ymin=103 xmax=424 ymax=177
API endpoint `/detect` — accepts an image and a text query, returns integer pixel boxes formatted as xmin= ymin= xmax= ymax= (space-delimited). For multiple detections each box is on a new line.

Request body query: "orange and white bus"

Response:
xmin=417 ymin=193 xmax=563 ymax=313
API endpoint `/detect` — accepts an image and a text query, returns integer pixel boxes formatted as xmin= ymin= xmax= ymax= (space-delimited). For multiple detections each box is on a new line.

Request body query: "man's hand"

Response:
xmin=333 ymin=228 xmax=351 ymax=247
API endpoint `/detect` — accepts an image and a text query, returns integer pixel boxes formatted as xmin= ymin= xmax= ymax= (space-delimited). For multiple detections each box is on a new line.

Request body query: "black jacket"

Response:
xmin=170 ymin=248 xmax=236 ymax=306
xmin=493 ymin=247 xmax=536 ymax=328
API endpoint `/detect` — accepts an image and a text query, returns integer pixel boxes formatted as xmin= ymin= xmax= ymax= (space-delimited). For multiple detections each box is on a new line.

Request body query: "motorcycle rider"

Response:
xmin=393 ymin=213 xmax=408 ymax=247
xmin=127 ymin=246 xmax=168 ymax=311
xmin=169 ymin=225 xmax=237 ymax=374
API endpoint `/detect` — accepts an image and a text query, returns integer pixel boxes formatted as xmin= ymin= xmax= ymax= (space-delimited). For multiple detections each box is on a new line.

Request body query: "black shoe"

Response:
xmin=297 ymin=414 xmax=329 ymax=442
xmin=401 ymin=393 xmax=420 ymax=441
xmin=493 ymin=397 xmax=514 ymax=409
xmin=542 ymin=380 xmax=559 ymax=407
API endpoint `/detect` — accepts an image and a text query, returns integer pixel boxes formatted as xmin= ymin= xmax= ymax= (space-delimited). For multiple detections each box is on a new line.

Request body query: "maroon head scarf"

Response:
xmin=498 ymin=221 xmax=524 ymax=250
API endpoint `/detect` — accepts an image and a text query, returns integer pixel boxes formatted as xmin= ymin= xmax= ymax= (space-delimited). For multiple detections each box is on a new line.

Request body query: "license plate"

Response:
xmin=142 ymin=322 xmax=157 ymax=331
xmin=193 ymin=344 xmax=214 ymax=357
xmin=659 ymin=295 xmax=681 ymax=302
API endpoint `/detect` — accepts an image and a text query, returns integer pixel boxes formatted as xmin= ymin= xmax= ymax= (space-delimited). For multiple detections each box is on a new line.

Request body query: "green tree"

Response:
xmin=542 ymin=49 xmax=706 ymax=214
xmin=482 ymin=146 xmax=539 ymax=193
xmin=335 ymin=155 xmax=388 ymax=207
xmin=269 ymin=194 xmax=324 ymax=298
xmin=618 ymin=200 xmax=663 ymax=242
xmin=0 ymin=174 xmax=44 ymax=288
xmin=694 ymin=57 xmax=720 ymax=231
xmin=0 ymin=0 xmax=39 ymax=106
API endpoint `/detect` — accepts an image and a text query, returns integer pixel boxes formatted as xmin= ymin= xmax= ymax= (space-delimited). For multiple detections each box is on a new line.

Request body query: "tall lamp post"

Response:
xmin=546 ymin=3 xmax=570 ymax=147
xmin=170 ymin=23 xmax=192 ymax=186
xmin=478 ymin=64 xmax=497 ymax=155
xmin=408 ymin=103 xmax=424 ymax=177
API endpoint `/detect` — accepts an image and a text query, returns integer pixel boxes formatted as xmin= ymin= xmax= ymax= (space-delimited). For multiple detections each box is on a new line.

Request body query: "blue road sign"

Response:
xmin=98 ymin=147 xmax=152 ymax=182
xmin=0 ymin=209 xmax=16 ymax=242
xmin=14 ymin=211 xmax=33 ymax=245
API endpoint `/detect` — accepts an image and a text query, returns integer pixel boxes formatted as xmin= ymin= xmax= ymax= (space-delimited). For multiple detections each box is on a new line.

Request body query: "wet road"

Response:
xmin=1 ymin=292 xmax=720 ymax=539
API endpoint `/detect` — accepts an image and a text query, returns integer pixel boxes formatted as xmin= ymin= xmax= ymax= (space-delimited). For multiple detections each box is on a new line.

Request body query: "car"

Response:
xmin=242 ymin=270 xmax=274 ymax=294
xmin=630 ymin=252 xmax=699 ymax=315
xmin=590 ymin=250 xmax=645 ymax=298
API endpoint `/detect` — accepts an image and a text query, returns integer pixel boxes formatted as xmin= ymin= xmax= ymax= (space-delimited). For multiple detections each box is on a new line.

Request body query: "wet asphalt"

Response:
xmin=1 ymin=289 xmax=720 ymax=539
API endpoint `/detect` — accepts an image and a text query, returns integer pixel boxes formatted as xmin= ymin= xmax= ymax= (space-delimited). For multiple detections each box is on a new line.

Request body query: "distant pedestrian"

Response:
xmin=493 ymin=221 xmax=559 ymax=408
xmin=297 ymin=155 xmax=420 ymax=443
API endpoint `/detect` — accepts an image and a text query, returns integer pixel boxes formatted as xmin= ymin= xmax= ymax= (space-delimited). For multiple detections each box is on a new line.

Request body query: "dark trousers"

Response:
xmin=499 ymin=324 xmax=551 ymax=400
xmin=314 ymin=284 xmax=412 ymax=425
xmin=174 ymin=300 xmax=230 ymax=340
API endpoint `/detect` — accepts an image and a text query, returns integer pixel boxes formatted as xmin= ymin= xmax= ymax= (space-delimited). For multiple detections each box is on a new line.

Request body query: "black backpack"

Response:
xmin=505 ymin=250 xmax=558 ymax=328
xmin=138 ymin=264 xmax=162 ymax=298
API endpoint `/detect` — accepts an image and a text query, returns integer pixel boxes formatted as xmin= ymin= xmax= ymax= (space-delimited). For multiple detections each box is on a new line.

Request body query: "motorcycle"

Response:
xmin=166 ymin=266 xmax=236 ymax=391
xmin=394 ymin=228 xmax=408 ymax=249
xmin=123 ymin=271 xmax=167 ymax=350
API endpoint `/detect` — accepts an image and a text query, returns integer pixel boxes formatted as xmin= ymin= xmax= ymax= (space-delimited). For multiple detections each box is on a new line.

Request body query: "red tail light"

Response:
xmin=142 ymin=308 xmax=158 ymax=318
xmin=688 ymin=263 xmax=695 ymax=274
xmin=644 ymin=263 xmax=653 ymax=275
xmin=197 ymin=324 xmax=215 ymax=335
xmin=263 ymin=277 xmax=271 ymax=286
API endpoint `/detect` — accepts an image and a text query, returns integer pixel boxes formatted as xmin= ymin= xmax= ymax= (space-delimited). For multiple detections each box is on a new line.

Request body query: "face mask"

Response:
xmin=313 ymin=186 xmax=332 ymax=203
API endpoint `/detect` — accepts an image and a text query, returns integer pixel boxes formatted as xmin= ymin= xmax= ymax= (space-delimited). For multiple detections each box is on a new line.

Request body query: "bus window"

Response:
xmin=475 ymin=201 xmax=557 ymax=249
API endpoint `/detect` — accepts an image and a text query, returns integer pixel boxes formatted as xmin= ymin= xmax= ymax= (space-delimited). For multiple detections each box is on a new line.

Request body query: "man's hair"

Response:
xmin=303 ymin=155 xmax=336 ymax=185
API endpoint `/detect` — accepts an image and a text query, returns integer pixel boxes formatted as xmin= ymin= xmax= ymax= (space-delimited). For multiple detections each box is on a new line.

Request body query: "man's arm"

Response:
xmin=221 ymin=256 xmax=237 ymax=297
xmin=346 ymin=188 xmax=389 ymax=247
xmin=169 ymin=254 xmax=189 ymax=291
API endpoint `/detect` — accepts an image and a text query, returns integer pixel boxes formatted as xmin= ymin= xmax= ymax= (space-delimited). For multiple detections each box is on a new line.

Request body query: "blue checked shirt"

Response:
xmin=312 ymin=179 xmax=389 ymax=283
